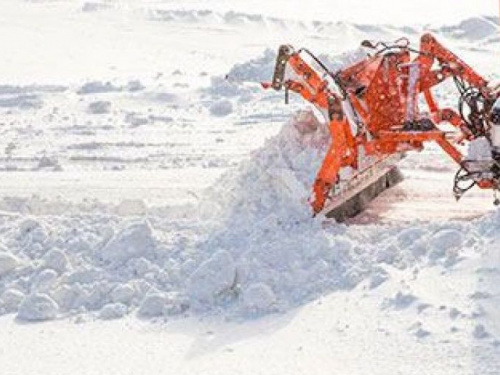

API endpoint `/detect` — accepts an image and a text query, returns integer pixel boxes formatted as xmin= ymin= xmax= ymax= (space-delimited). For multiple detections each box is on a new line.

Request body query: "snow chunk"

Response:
xmin=17 ymin=294 xmax=59 ymax=321
xmin=42 ymin=249 xmax=69 ymax=274
xmin=0 ymin=252 xmax=20 ymax=276
xmin=473 ymin=324 xmax=490 ymax=339
xmin=137 ymin=292 xmax=187 ymax=318
xmin=87 ymin=101 xmax=111 ymax=114
xmin=209 ymin=100 xmax=233 ymax=117
xmin=1 ymin=289 xmax=25 ymax=313
xmin=126 ymin=80 xmax=145 ymax=92
xmin=428 ymin=229 xmax=463 ymax=261
xmin=383 ymin=292 xmax=417 ymax=310
xmin=33 ymin=269 xmax=58 ymax=292
xmin=415 ymin=327 xmax=431 ymax=338
xmin=188 ymin=250 xmax=237 ymax=307
xmin=242 ymin=283 xmax=276 ymax=313
xmin=110 ymin=284 xmax=135 ymax=304
xmin=51 ymin=284 xmax=83 ymax=311
xmin=369 ymin=267 xmax=389 ymax=289
xmin=96 ymin=221 xmax=156 ymax=265
xmin=137 ymin=293 xmax=167 ymax=318
xmin=99 ymin=303 xmax=127 ymax=320
xmin=36 ymin=155 xmax=61 ymax=170
xmin=125 ymin=113 xmax=149 ymax=127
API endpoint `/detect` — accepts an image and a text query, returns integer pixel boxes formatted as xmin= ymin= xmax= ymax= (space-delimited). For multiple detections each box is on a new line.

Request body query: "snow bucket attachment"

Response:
xmin=323 ymin=163 xmax=404 ymax=222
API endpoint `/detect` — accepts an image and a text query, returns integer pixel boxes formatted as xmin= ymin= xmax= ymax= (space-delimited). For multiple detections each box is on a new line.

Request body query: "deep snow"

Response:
xmin=0 ymin=0 xmax=500 ymax=374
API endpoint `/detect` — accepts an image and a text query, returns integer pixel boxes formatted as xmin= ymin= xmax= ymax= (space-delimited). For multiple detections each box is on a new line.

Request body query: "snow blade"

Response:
xmin=324 ymin=167 xmax=403 ymax=222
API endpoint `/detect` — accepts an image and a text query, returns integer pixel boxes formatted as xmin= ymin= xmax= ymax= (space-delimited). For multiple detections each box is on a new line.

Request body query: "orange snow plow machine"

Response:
xmin=263 ymin=34 xmax=500 ymax=221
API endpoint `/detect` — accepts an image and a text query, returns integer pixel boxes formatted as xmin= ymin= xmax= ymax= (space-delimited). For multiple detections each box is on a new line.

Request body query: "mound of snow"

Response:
xmin=200 ymin=109 xmax=328 ymax=224
xmin=227 ymin=49 xmax=276 ymax=82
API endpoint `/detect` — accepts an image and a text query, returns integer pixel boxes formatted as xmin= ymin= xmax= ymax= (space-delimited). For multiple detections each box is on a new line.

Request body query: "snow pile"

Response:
xmin=0 ymin=111 xmax=462 ymax=321
xmin=200 ymin=110 xmax=328 ymax=222
xmin=0 ymin=216 xmax=189 ymax=321
xmin=227 ymin=49 xmax=277 ymax=83
xmin=192 ymin=111 xmax=491 ymax=314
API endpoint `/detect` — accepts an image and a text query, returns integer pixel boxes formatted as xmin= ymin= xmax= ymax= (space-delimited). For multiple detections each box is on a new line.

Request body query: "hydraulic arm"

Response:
xmin=263 ymin=34 xmax=500 ymax=218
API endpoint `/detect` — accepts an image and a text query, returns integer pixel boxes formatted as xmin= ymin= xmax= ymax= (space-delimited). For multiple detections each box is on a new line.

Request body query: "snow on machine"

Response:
xmin=263 ymin=34 xmax=500 ymax=221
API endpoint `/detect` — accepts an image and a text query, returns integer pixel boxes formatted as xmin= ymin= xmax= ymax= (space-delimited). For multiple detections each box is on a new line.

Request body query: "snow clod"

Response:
xmin=0 ymin=252 xmax=20 ymax=276
xmin=99 ymin=303 xmax=128 ymax=320
xmin=209 ymin=100 xmax=233 ymax=117
xmin=242 ymin=283 xmax=276 ymax=313
xmin=96 ymin=221 xmax=156 ymax=265
xmin=17 ymin=293 xmax=59 ymax=321
xmin=188 ymin=250 xmax=237 ymax=307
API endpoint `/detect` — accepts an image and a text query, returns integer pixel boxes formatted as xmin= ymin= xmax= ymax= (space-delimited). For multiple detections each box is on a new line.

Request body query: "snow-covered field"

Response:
xmin=1 ymin=0 xmax=500 ymax=373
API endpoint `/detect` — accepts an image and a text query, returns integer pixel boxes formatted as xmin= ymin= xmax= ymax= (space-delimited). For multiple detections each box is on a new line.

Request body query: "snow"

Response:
xmin=0 ymin=0 xmax=499 ymax=373
xmin=209 ymin=100 xmax=234 ymax=117
xmin=0 ymin=252 xmax=20 ymax=276
xmin=188 ymin=250 xmax=238 ymax=308
xmin=17 ymin=293 xmax=59 ymax=322
xmin=96 ymin=220 xmax=156 ymax=265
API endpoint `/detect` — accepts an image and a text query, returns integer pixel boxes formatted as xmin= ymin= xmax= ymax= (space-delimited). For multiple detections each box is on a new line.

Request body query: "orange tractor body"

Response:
xmin=264 ymin=34 xmax=500 ymax=219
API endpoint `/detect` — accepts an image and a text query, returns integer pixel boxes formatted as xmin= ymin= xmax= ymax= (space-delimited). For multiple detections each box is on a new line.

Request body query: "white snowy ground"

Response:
xmin=1 ymin=0 xmax=500 ymax=374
